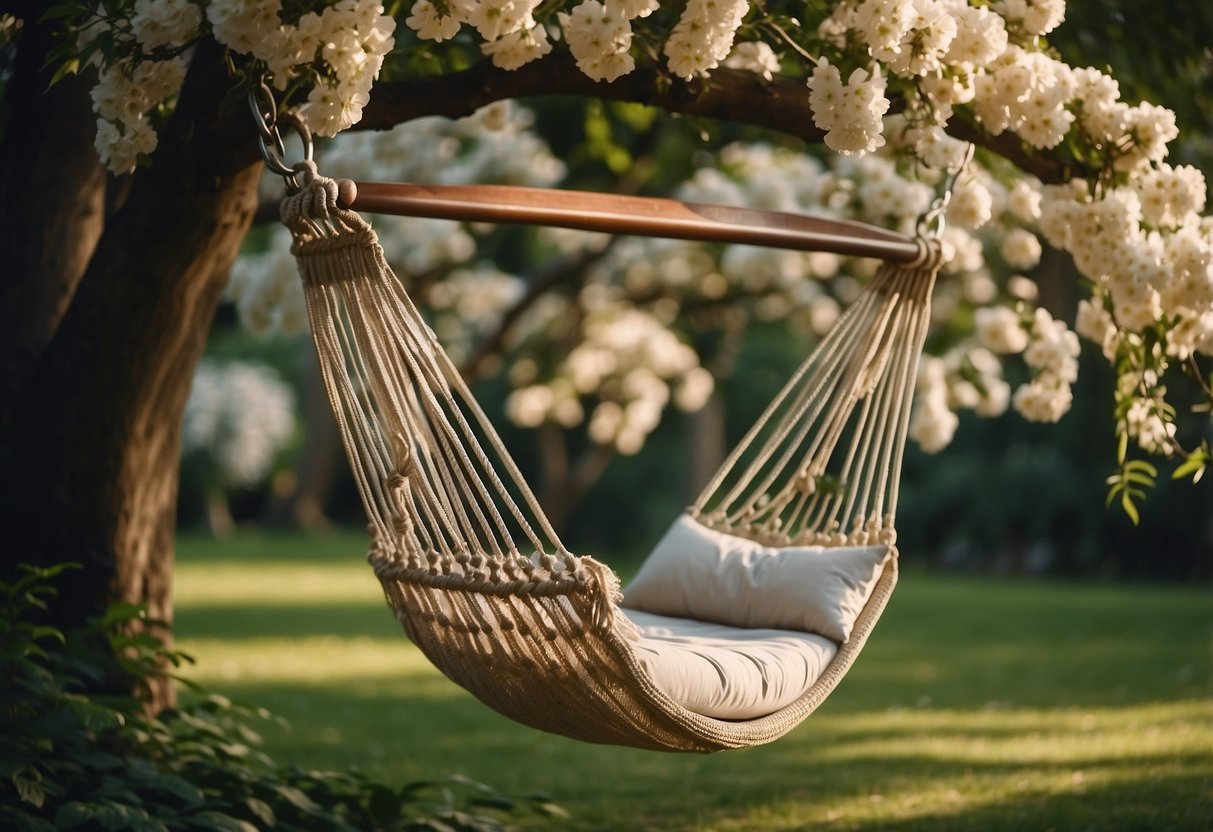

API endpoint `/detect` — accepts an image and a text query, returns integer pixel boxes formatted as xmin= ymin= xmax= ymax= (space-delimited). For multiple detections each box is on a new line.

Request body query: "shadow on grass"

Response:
xmin=184 ymin=671 xmax=1213 ymax=832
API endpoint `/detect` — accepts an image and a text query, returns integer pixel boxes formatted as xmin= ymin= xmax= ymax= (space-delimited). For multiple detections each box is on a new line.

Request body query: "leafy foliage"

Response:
xmin=0 ymin=563 xmax=565 ymax=831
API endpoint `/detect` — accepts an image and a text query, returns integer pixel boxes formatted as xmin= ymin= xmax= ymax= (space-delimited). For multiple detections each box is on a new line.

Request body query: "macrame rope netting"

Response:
xmin=693 ymin=243 xmax=942 ymax=549
xmin=280 ymin=163 xmax=943 ymax=752
xmin=281 ymin=164 xmax=612 ymax=600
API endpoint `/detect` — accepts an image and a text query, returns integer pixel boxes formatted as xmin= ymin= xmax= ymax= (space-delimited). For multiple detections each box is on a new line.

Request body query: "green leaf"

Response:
xmin=245 ymin=797 xmax=276 ymax=827
xmin=1171 ymin=456 xmax=1205 ymax=480
xmin=38 ymin=4 xmax=87 ymax=23
xmin=56 ymin=803 xmax=99 ymax=831
xmin=13 ymin=766 xmax=45 ymax=808
xmin=49 ymin=58 xmax=82 ymax=87
xmin=99 ymin=602 xmax=147 ymax=629
xmin=185 ymin=811 xmax=259 ymax=832
xmin=1122 ymin=471 xmax=1155 ymax=487
xmin=67 ymin=697 xmax=126 ymax=733
xmin=1125 ymin=459 xmax=1158 ymax=478
xmin=529 ymin=800 xmax=571 ymax=819
xmin=1116 ymin=429 xmax=1128 ymax=464
xmin=24 ymin=624 xmax=66 ymax=644
xmin=467 ymin=794 xmax=515 ymax=811
xmin=96 ymin=803 xmax=137 ymax=831
xmin=1121 ymin=491 xmax=1141 ymax=525
xmin=127 ymin=762 xmax=205 ymax=806
xmin=273 ymin=784 xmax=320 ymax=813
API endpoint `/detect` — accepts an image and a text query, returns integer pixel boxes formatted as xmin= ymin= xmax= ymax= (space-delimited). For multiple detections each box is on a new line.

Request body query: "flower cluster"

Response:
xmin=557 ymin=0 xmax=654 ymax=82
xmin=723 ymin=41 xmax=781 ymax=80
xmin=910 ymin=345 xmax=1011 ymax=452
xmin=664 ymin=0 xmax=750 ymax=81
xmin=407 ymin=0 xmax=554 ymax=70
xmin=184 ymin=360 xmax=296 ymax=486
xmin=131 ymin=0 xmax=202 ymax=51
xmin=854 ymin=0 xmax=958 ymax=78
xmin=210 ymin=0 xmax=397 ymax=137
xmin=91 ymin=56 xmax=190 ymax=173
xmin=1039 ymin=167 xmax=1212 ymax=345
xmin=807 ymin=61 xmax=891 ymax=155
xmin=508 ymin=305 xmax=712 ymax=454
xmin=84 ymin=0 xmax=395 ymax=172
xmin=226 ymin=243 xmax=309 ymax=336
xmin=83 ymin=0 xmax=201 ymax=172
xmin=1013 ymin=308 xmax=1081 ymax=423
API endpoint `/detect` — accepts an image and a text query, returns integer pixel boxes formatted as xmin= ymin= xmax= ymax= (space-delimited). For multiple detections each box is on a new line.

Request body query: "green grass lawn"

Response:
xmin=176 ymin=530 xmax=1213 ymax=831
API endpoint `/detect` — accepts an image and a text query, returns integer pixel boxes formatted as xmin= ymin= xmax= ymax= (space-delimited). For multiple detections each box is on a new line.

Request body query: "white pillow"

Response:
xmin=623 ymin=513 xmax=891 ymax=642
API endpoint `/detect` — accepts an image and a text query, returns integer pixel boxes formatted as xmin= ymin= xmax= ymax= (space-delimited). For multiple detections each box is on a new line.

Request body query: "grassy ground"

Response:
xmin=176 ymin=530 xmax=1213 ymax=831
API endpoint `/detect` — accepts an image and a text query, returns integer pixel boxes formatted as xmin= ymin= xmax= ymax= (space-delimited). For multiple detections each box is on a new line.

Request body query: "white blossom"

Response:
xmin=854 ymin=0 xmax=956 ymax=78
xmin=975 ymin=305 xmax=1028 ymax=354
xmin=808 ymin=60 xmax=891 ymax=156
xmin=997 ymin=0 xmax=1066 ymax=37
xmin=1012 ymin=373 xmax=1072 ymax=423
xmin=724 ymin=41 xmax=780 ymax=80
xmin=1000 ymin=228 xmax=1043 ymax=270
xmin=663 ymin=0 xmax=750 ymax=81
xmin=559 ymin=1 xmax=636 ymax=82
xmin=481 ymin=24 xmax=552 ymax=70
xmin=184 ymin=360 xmax=296 ymax=487
xmin=131 ymin=0 xmax=202 ymax=50
xmin=406 ymin=0 xmax=462 ymax=42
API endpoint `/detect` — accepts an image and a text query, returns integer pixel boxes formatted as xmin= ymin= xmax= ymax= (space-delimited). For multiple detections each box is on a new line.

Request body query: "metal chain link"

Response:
xmin=248 ymin=75 xmax=314 ymax=193
xmin=916 ymin=142 xmax=976 ymax=240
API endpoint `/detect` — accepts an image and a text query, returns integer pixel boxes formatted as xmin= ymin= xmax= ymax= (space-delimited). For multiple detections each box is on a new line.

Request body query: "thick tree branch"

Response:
xmin=361 ymin=53 xmax=1086 ymax=185
xmin=362 ymin=53 xmax=826 ymax=141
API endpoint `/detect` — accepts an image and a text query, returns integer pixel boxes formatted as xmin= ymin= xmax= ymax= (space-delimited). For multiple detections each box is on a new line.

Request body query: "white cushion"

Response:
xmin=623 ymin=513 xmax=890 ymax=642
xmin=623 ymin=609 xmax=837 ymax=720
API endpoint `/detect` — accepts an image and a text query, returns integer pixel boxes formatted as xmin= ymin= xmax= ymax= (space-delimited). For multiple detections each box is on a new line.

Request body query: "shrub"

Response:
xmin=0 ymin=563 xmax=565 ymax=831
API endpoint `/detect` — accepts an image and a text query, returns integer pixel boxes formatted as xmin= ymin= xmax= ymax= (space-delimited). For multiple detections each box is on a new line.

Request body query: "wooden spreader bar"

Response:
xmin=335 ymin=179 xmax=924 ymax=264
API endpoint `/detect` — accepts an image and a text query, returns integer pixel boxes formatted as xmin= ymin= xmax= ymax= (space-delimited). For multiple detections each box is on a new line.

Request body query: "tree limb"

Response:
xmin=360 ymin=53 xmax=1087 ymax=185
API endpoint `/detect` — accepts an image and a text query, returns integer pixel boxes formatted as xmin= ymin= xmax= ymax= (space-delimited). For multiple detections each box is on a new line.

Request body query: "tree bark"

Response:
xmin=0 ymin=7 xmax=107 ymax=472
xmin=1 ymin=34 xmax=262 ymax=711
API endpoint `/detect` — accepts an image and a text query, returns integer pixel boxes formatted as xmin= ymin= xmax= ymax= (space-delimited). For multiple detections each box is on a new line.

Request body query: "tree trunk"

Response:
xmin=0 ymin=31 xmax=263 ymax=712
xmin=263 ymin=350 xmax=342 ymax=530
xmin=685 ymin=390 xmax=727 ymax=501
xmin=0 ymin=6 xmax=106 ymax=473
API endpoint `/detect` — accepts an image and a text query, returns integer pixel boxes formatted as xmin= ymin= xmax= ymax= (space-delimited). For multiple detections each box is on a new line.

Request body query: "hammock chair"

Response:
xmin=261 ymin=89 xmax=953 ymax=749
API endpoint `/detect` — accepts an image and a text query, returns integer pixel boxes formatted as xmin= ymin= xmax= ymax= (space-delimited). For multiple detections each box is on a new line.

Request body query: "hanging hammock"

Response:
xmin=277 ymin=159 xmax=946 ymax=753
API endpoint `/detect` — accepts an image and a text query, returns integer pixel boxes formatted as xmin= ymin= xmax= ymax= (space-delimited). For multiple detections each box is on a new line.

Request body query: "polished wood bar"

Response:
xmin=336 ymin=179 xmax=923 ymax=263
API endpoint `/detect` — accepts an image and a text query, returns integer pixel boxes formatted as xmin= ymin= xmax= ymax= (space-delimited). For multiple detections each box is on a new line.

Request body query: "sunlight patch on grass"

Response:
xmin=176 ymin=562 xmax=382 ymax=606
xmin=180 ymin=635 xmax=436 ymax=686
xmin=811 ymin=700 xmax=1212 ymax=766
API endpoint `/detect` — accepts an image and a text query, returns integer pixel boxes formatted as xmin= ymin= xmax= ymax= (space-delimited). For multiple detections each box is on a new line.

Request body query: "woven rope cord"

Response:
xmin=281 ymin=165 xmax=941 ymax=752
